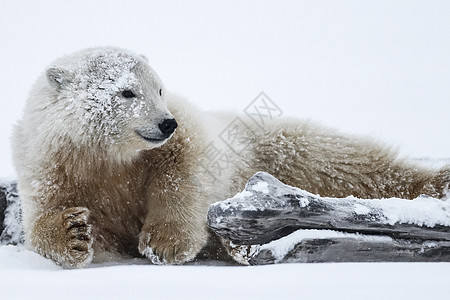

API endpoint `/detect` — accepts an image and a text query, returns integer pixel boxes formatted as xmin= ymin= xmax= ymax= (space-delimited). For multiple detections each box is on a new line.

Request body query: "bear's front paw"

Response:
xmin=60 ymin=207 xmax=93 ymax=268
xmin=138 ymin=226 xmax=205 ymax=265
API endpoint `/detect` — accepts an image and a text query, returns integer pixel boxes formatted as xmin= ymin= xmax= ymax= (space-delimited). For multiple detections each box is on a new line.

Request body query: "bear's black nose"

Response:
xmin=159 ymin=118 xmax=178 ymax=137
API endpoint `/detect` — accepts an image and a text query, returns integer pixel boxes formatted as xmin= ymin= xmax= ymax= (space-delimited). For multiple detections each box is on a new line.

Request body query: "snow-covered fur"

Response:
xmin=12 ymin=47 xmax=449 ymax=268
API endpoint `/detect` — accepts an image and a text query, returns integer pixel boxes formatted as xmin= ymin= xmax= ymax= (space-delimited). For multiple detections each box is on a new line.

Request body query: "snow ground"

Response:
xmin=1 ymin=1 xmax=449 ymax=299
xmin=1 ymin=245 xmax=448 ymax=300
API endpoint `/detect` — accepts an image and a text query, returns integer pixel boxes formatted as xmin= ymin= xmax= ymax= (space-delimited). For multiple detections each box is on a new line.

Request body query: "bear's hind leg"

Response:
xmin=30 ymin=207 xmax=93 ymax=268
xmin=421 ymin=167 xmax=450 ymax=199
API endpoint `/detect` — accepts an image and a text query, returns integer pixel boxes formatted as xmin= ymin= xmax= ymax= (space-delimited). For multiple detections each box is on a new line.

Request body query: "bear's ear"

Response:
xmin=46 ymin=67 xmax=72 ymax=90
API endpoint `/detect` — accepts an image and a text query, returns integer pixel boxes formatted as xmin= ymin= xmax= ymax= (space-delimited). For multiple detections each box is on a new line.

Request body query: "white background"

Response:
xmin=1 ymin=0 xmax=449 ymax=177
xmin=0 ymin=2 xmax=449 ymax=299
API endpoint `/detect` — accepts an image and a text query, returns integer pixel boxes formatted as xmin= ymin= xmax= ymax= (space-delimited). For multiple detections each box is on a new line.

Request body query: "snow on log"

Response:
xmin=0 ymin=181 xmax=23 ymax=245
xmin=208 ymin=172 xmax=450 ymax=263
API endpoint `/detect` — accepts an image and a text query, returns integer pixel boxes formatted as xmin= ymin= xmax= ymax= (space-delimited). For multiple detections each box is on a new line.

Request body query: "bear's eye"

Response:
xmin=122 ymin=90 xmax=136 ymax=98
xmin=159 ymin=89 xmax=162 ymax=96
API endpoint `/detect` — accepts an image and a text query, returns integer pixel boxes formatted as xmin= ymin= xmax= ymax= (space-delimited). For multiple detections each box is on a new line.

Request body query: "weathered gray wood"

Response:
xmin=208 ymin=172 xmax=450 ymax=245
xmin=249 ymin=235 xmax=450 ymax=264
xmin=208 ymin=172 xmax=450 ymax=263
xmin=0 ymin=185 xmax=7 ymax=234
xmin=0 ymin=181 xmax=22 ymax=245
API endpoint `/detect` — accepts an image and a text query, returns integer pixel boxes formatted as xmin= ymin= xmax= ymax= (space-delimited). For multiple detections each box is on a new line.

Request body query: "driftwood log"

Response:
xmin=208 ymin=172 xmax=450 ymax=264
xmin=0 ymin=181 xmax=22 ymax=245
xmin=0 ymin=185 xmax=7 ymax=235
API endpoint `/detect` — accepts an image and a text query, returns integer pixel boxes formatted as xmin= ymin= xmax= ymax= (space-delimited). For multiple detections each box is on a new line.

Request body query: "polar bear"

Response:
xmin=12 ymin=47 xmax=449 ymax=268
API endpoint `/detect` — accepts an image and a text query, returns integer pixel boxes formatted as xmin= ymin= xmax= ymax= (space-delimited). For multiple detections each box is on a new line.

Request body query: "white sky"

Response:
xmin=0 ymin=0 xmax=449 ymax=177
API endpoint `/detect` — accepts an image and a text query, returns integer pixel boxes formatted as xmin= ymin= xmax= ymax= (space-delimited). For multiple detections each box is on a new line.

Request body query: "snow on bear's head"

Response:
xmin=44 ymin=47 xmax=176 ymax=161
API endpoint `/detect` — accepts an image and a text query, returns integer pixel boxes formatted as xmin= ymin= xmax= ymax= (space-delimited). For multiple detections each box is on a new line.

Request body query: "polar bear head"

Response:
xmin=44 ymin=47 xmax=176 ymax=161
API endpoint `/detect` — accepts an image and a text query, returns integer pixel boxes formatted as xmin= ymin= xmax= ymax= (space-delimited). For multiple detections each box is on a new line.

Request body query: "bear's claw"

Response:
xmin=138 ymin=233 xmax=166 ymax=265
xmin=138 ymin=229 xmax=200 ymax=265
